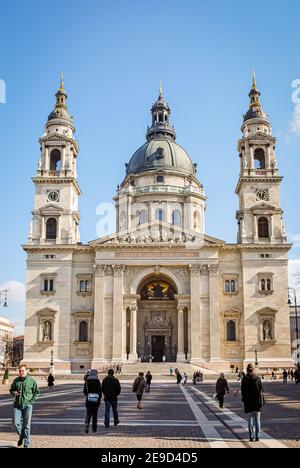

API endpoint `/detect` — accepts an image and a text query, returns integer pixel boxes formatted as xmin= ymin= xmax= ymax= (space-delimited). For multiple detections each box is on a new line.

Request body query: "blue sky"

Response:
xmin=0 ymin=0 xmax=300 ymax=333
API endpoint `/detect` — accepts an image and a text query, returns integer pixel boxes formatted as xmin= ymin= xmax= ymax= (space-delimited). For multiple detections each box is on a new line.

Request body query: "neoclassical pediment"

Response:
xmin=89 ymin=221 xmax=224 ymax=247
xmin=222 ymin=308 xmax=241 ymax=318
xmin=36 ymin=307 xmax=57 ymax=318
xmin=39 ymin=204 xmax=65 ymax=214
xmin=72 ymin=306 xmax=94 ymax=317
xmin=250 ymin=203 xmax=277 ymax=211
xmin=257 ymin=307 xmax=278 ymax=317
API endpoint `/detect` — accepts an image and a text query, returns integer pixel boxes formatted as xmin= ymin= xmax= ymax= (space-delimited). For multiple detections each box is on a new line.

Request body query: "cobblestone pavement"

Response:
xmin=0 ymin=380 xmax=299 ymax=448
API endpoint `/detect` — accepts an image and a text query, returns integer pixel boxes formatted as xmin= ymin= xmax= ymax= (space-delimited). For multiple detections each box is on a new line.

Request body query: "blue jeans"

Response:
xmin=13 ymin=405 xmax=33 ymax=448
xmin=104 ymin=400 xmax=119 ymax=427
xmin=248 ymin=412 xmax=261 ymax=440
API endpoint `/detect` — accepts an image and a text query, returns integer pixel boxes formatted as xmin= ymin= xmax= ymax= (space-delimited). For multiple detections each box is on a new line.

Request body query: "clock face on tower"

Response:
xmin=47 ymin=191 xmax=60 ymax=203
xmin=256 ymin=190 xmax=269 ymax=202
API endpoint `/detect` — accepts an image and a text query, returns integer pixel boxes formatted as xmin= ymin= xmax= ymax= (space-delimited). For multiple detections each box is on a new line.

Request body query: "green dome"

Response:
xmin=126 ymin=138 xmax=196 ymax=175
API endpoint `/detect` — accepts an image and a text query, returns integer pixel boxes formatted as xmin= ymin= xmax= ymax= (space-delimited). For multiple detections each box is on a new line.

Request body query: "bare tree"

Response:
xmin=0 ymin=332 xmax=13 ymax=368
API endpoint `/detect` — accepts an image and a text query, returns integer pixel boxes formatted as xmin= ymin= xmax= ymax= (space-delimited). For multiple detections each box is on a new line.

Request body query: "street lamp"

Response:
xmin=0 ymin=290 xmax=8 ymax=308
xmin=255 ymin=349 xmax=259 ymax=367
xmin=288 ymin=287 xmax=300 ymax=372
xmin=50 ymin=349 xmax=54 ymax=369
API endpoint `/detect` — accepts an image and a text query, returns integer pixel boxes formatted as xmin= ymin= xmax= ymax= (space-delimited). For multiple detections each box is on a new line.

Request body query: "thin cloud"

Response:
xmin=288 ymin=103 xmax=300 ymax=135
xmin=288 ymin=233 xmax=300 ymax=248
xmin=0 ymin=280 xmax=26 ymax=303
xmin=289 ymin=258 xmax=300 ymax=291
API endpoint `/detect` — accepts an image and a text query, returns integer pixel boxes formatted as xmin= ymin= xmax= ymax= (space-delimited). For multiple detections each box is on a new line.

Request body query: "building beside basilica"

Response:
xmin=23 ymin=76 xmax=293 ymax=372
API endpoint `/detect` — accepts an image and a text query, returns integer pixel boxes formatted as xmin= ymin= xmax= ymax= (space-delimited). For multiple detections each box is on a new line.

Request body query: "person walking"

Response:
xmin=83 ymin=369 xmax=102 ymax=434
xmin=10 ymin=364 xmax=40 ymax=449
xmin=170 ymin=366 xmax=173 ymax=376
xmin=176 ymin=371 xmax=182 ymax=384
xmin=102 ymin=369 xmax=121 ymax=428
xmin=241 ymin=364 xmax=265 ymax=442
xmin=282 ymin=369 xmax=288 ymax=384
xmin=183 ymin=372 xmax=188 ymax=385
xmin=133 ymin=372 xmax=146 ymax=409
xmin=145 ymin=371 xmax=152 ymax=393
xmin=215 ymin=373 xmax=229 ymax=409
xmin=47 ymin=372 xmax=55 ymax=391
xmin=294 ymin=368 xmax=300 ymax=385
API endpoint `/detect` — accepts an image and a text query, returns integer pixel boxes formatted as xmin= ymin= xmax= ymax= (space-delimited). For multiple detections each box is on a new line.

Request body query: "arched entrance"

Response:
xmin=136 ymin=276 xmax=178 ymax=362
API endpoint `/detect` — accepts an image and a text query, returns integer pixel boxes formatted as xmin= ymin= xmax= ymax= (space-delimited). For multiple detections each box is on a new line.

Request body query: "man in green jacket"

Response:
xmin=10 ymin=364 xmax=40 ymax=448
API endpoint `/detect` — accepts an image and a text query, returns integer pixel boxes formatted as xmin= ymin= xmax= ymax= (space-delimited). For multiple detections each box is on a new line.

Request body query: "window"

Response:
xmin=225 ymin=280 xmax=237 ymax=293
xmin=79 ymin=280 xmax=90 ymax=293
xmin=79 ymin=321 xmax=88 ymax=342
xmin=258 ymin=217 xmax=269 ymax=238
xmin=43 ymin=279 xmax=54 ymax=292
xmin=172 ymin=210 xmax=182 ymax=226
xmin=260 ymin=253 xmax=271 ymax=259
xmin=155 ymin=209 xmax=165 ymax=222
xmin=49 ymin=149 xmax=62 ymax=172
xmin=43 ymin=254 xmax=56 ymax=259
xmin=46 ymin=218 xmax=57 ymax=240
xmin=254 ymin=148 xmax=266 ymax=170
xmin=139 ymin=210 xmax=148 ymax=225
xmin=227 ymin=321 xmax=236 ymax=342
xmin=156 ymin=175 xmax=164 ymax=183
xmin=259 ymin=274 xmax=273 ymax=294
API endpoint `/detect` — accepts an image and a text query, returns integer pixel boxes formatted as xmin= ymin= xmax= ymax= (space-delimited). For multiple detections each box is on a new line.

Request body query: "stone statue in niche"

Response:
xmin=43 ymin=321 xmax=52 ymax=342
xmin=263 ymin=320 xmax=272 ymax=341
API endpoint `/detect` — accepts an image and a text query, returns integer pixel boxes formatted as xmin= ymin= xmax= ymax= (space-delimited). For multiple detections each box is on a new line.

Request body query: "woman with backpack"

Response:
xmin=133 ymin=372 xmax=146 ymax=409
xmin=83 ymin=369 xmax=102 ymax=434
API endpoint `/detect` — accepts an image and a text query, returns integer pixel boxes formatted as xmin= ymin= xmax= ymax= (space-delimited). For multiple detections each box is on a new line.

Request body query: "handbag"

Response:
xmin=86 ymin=382 xmax=99 ymax=403
xmin=87 ymin=393 xmax=99 ymax=403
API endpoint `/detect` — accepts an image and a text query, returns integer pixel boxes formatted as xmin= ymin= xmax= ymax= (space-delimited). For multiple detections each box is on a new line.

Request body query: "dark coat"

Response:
xmin=47 ymin=374 xmax=55 ymax=386
xmin=102 ymin=375 xmax=121 ymax=401
xmin=83 ymin=379 xmax=102 ymax=406
xmin=146 ymin=373 xmax=152 ymax=385
xmin=216 ymin=378 xmax=229 ymax=397
xmin=241 ymin=374 xmax=264 ymax=413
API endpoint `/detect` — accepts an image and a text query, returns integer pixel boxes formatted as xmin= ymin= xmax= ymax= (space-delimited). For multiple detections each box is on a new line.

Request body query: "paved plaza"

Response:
xmin=0 ymin=379 xmax=299 ymax=449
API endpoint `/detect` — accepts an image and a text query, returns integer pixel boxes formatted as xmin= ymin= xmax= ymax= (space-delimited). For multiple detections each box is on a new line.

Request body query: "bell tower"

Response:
xmin=28 ymin=75 xmax=81 ymax=245
xmin=236 ymin=74 xmax=287 ymax=245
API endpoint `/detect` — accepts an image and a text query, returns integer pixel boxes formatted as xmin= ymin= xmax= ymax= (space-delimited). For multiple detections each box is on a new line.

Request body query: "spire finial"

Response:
xmin=252 ymin=69 xmax=257 ymax=90
xmin=60 ymin=72 xmax=65 ymax=91
xmin=159 ymin=80 xmax=163 ymax=98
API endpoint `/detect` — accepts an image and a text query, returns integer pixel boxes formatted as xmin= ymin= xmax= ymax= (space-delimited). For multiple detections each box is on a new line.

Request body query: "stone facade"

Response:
xmin=23 ymin=77 xmax=293 ymax=373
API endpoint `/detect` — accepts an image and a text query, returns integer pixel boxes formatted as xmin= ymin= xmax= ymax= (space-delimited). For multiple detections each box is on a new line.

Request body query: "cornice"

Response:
xmin=32 ymin=177 xmax=82 ymax=195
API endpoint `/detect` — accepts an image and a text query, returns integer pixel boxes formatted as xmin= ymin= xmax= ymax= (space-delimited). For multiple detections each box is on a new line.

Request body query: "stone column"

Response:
xmin=189 ymin=264 xmax=202 ymax=364
xmin=61 ymin=146 xmax=66 ymax=171
xmin=266 ymin=145 xmax=271 ymax=169
xmin=129 ymin=305 xmax=138 ymax=362
xmin=208 ymin=264 xmax=221 ymax=362
xmin=45 ymin=146 xmax=50 ymax=172
xmin=92 ymin=265 xmax=106 ymax=365
xmin=249 ymin=144 xmax=254 ymax=169
xmin=177 ymin=307 xmax=185 ymax=362
xmin=254 ymin=214 xmax=258 ymax=243
xmin=270 ymin=215 xmax=275 ymax=243
xmin=112 ymin=265 xmax=125 ymax=362
xmin=187 ymin=307 xmax=191 ymax=361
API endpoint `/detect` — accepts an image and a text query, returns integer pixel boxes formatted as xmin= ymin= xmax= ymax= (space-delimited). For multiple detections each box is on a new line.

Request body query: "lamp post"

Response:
xmin=288 ymin=287 xmax=300 ymax=372
xmin=0 ymin=290 xmax=8 ymax=308
xmin=49 ymin=348 xmax=54 ymax=373
xmin=255 ymin=349 xmax=259 ymax=368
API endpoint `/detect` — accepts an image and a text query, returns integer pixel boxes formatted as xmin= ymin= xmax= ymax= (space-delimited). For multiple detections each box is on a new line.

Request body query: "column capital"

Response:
xmin=208 ymin=264 xmax=219 ymax=275
xmin=113 ymin=264 xmax=125 ymax=277
xmin=189 ymin=264 xmax=202 ymax=275
xmin=94 ymin=264 xmax=114 ymax=277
